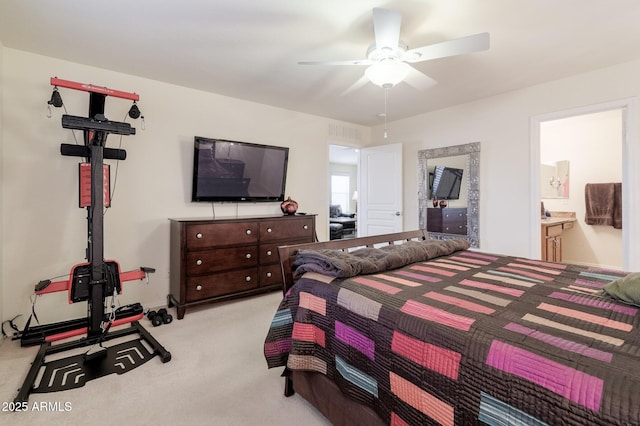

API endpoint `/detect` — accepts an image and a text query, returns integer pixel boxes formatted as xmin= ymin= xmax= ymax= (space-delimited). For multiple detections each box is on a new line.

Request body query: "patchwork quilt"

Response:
xmin=264 ymin=244 xmax=640 ymax=425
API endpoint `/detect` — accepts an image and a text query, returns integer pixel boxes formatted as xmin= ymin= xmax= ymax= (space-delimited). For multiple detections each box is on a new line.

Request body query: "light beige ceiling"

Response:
xmin=2 ymin=1 xmax=640 ymax=126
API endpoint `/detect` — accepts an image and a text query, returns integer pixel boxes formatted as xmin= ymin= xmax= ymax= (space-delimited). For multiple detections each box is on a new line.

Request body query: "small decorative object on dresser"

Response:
xmin=168 ymin=214 xmax=315 ymax=319
xmin=280 ymin=196 xmax=298 ymax=215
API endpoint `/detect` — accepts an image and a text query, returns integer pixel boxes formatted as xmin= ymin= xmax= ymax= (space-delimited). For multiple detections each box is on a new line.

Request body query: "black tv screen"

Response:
xmin=431 ymin=165 xmax=463 ymax=200
xmin=191 ymin=137 xmax=289 ymax=202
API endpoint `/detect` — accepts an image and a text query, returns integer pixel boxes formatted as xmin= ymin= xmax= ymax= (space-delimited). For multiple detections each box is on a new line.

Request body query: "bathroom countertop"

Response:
xmin=541 ymin=211 xmax=577 ymax=226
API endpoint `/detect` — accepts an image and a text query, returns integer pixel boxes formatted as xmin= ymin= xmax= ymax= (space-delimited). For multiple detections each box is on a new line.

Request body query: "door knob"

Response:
xmin=395 ymin=211 xmax=401 ymax=216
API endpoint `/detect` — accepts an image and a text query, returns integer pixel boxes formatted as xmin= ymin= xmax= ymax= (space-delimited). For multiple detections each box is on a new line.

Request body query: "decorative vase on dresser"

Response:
xmin=280 ymin=197 xmax=298 ymax=215
xmin=168 ymin=214 xmax=315 ymax=318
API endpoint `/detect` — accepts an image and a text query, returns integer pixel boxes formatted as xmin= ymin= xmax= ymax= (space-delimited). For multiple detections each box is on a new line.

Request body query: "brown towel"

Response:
xmin=613 ymin=182 xmax=622 ymax=229
xmin=584 ymin=183 xmax=622 ymax=229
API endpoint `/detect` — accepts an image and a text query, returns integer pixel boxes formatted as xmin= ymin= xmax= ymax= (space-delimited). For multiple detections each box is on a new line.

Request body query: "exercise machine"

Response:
xmin=14 ymin=78 xmax=171 ymax=404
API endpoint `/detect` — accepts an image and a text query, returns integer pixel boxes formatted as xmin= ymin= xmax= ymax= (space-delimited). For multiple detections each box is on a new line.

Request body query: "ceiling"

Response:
xmin=2 ymin=1 xmax=640 ymax=127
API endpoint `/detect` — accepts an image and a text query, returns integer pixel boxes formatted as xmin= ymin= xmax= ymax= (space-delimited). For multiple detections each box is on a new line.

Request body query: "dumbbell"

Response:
xmin=147 ymin=308 xmax=173 ymax=326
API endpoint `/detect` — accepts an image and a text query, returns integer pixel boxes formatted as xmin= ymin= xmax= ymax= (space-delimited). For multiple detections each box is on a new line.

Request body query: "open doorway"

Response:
xmin=540 ymin=109 xmax=622 ymax=269
xmin=329 ymin=145 xmax=358 ymax=240
xmin=530 ymin=98 xmax=639 ymax=272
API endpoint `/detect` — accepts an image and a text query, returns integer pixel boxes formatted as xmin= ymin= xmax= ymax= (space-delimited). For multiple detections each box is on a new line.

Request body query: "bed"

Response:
xmin=264 ymin=231 xmax=640 ymax=425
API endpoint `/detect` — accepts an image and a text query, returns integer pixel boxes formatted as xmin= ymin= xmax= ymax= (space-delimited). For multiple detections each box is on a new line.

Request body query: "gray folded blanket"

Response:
xmin=292 ymin=239 xmax=470 ymax=279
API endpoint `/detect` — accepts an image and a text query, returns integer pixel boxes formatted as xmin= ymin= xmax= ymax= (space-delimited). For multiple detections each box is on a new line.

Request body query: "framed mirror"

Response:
xmin=540 ymin=160 xmax=570 ymax=199
xmin=418 ymin=142 xmax=480 ymax=248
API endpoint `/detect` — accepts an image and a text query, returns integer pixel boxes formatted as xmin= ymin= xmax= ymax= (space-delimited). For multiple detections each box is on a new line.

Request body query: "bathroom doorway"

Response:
xmin=530 ymin=98 xmax=639 ymax=272
xmin=540 ymin=109 xmax=622 ymax=269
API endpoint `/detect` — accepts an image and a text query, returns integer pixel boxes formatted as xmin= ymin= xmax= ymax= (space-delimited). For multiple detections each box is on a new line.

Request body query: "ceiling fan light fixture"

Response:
xmin=365 ymin=60 xmax=410 ymax=88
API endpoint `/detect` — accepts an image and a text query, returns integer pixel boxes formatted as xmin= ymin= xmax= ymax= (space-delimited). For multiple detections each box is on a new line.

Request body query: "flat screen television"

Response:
xmin=191 ymin=136 xmax=289 ymax=202
xmin=430 ymin=165 xmax=463 ymax=200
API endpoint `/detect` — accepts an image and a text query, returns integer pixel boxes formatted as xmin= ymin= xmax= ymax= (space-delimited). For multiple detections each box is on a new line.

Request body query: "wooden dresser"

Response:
xmin=168 ymin=214 xmax=315 ymax=318
xmin=426 ymin=208 xmax=467 ymax=235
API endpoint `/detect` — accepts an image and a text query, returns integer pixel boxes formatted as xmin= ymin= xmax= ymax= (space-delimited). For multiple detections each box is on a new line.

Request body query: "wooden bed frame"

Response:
xmin=276 ymin=230 xmax=430 ymax=426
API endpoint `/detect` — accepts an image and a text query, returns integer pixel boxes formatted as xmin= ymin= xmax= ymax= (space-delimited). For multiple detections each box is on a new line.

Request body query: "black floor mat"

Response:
xmin=32 ymin=338 xmax=154 ymax=394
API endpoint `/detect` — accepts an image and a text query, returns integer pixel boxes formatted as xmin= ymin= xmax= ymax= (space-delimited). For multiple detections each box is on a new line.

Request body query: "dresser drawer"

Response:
xmin=185 ymin=269 xmax=258 ymax=302
xmin=185 ymin=246 xmax=258 ymax=275
xmin=260 ymin=218 xmax=313 ymax=242
xmin=442 ymin=210 xmax=466 ymax=234
xmin=259 ymin=243 xmax=280 ymax=265
xmin=185 ymin=222 xmax=259 ymax=249
xmin=442 ymin=223 xmax=467 ymax=235
xmin=442 ymin=209 xmax=467 ymax=220
xmin=545 ymin=224 xmax=563 ymax=237
xmin=259 ymin=264 xmax=282 ymax=287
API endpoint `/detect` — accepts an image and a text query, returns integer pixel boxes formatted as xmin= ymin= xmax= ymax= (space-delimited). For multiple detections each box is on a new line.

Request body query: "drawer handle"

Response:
xmin=245 ymin=253 xmax=252 ymax=259
xmin=266 ymin=272 xmax=272 ymax=278
xmin=266 ymin=250 xmax=272 ymax=256
xmin=196 ymin=233 xmax=203 ymax=239
xmin=245 ymin=276 xmax=251 ymax=282
xmin=267 ymin=227 xmax=272 ymax=233
xmin=246 ymin=229 xmax=252 ymax=235
xmin=303 ymin=225 xmax=308 ymax=230
xmin=196 ymin=259 xmax=203 ymax=266
xmin=196 ymin=285 xmax=202 ymax=291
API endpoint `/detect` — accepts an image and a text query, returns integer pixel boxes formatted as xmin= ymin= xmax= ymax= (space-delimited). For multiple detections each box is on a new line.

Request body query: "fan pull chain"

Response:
xmin=383 ymin=87 xmax=388 ymax=139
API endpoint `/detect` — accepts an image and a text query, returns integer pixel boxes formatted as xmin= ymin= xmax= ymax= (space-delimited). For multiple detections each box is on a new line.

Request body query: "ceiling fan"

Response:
xmin=299 ymin=8 xmax=490 ymax=94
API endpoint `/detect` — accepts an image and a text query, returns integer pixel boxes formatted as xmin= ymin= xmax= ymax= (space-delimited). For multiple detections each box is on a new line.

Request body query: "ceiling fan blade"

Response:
xmin=372 ymin=8 xmax=402 ymax=50
xmin=298 ymin=59 xmax=372 ymax=66
xmin=403 ymin=65 xmax=438 ymax=91
xmin=340 ymin=74 xmax=371 ymax=96
xmin=403 ymin=32 xmax=490 ymax=63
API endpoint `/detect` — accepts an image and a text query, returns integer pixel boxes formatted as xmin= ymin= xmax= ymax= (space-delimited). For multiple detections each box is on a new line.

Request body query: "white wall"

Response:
xmin=0 ymin=48 xmax=370 ymax=324
xmin=375 ymin=59 xmax=640 ymax=259
xmin=541 ymin=110 xmax=623 ymax=269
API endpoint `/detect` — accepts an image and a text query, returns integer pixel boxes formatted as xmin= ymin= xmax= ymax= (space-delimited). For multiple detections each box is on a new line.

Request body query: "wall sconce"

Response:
xmin=549 ymin=176 xmax=561 ymax=189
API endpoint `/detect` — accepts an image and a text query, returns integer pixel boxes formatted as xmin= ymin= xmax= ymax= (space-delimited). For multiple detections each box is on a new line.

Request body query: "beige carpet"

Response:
xmin=0 ymin=292 xmax=331 ymax=425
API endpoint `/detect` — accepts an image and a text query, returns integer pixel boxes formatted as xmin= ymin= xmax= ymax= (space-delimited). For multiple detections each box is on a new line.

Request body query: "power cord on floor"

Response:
xmin=1 ymin=314 xmax=23 ymax=339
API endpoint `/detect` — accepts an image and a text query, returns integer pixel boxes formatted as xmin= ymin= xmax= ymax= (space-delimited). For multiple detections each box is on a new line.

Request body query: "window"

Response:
xmin=331 ymin=175 xmax=350 ymax=212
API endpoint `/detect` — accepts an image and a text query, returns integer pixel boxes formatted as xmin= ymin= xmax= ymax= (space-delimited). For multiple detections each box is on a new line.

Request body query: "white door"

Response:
xmin=358 ymin=143 xmax=403 ymax=236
